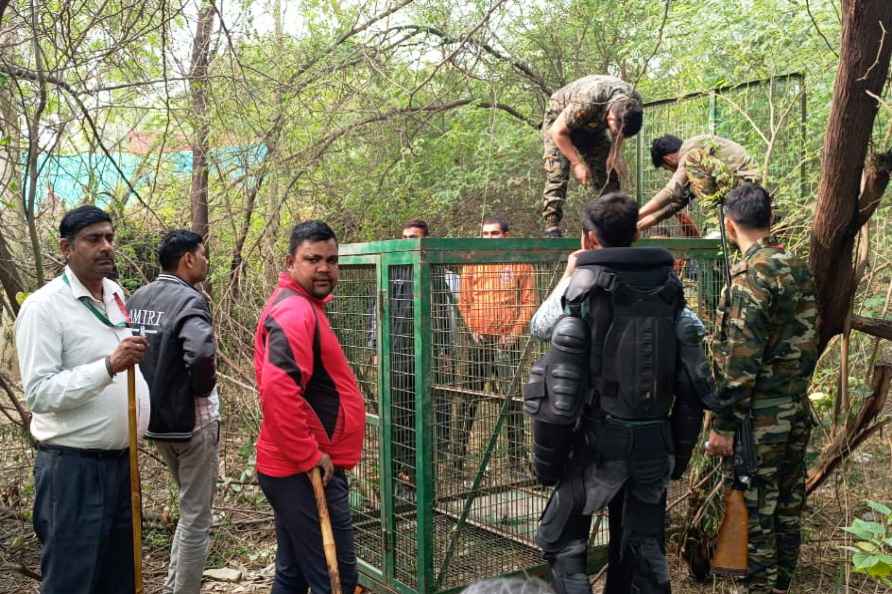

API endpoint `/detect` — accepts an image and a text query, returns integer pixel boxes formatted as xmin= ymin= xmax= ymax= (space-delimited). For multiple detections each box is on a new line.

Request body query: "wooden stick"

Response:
xmin=127 ymin=366 xmax=144 ymax=594
xmin=309 ymin=467 xmax=342 ymax=594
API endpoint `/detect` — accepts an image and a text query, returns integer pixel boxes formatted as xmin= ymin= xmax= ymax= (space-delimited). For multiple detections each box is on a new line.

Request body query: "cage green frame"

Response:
xmin=326 ymin=237 xmax=724 ymax=594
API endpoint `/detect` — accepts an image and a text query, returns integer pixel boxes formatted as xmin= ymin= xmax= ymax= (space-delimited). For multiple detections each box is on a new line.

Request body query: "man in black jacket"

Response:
xmin=128 ymin=230 xmax=218 ymax=594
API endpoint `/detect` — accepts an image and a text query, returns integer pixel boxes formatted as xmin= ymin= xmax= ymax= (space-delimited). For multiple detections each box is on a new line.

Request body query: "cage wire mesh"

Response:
xmin=325 ymin=265 xmax=385 ymax=572
xmin=329 ymin=238 xmax=723 ymax=594
xmin=628 ymin=74 xmax=806 ymax=239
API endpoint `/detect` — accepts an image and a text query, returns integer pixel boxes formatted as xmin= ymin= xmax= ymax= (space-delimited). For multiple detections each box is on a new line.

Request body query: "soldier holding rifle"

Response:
xmin=706 ymin=183 xmax=818 ymax=594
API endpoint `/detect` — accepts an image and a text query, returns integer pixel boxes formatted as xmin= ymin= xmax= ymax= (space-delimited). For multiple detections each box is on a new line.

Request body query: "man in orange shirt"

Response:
xmin=456 ymin=216 xmax=537 ymax=476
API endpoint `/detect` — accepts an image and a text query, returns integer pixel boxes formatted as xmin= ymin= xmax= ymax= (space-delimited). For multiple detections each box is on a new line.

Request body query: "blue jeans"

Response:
xmin=33 ymin=446 xmax=134 ymax=594
xmin=258 ymin=469 xmax=358 ymax=594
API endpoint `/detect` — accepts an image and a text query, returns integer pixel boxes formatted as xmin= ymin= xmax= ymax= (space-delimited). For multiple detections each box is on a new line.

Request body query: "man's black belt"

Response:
xmin=37 ymin=443 xmax=128 ymax=459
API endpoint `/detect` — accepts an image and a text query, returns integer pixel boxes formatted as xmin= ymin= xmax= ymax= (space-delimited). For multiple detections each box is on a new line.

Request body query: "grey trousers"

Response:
xmin=155 ymin=420 xmax=220 ymax=594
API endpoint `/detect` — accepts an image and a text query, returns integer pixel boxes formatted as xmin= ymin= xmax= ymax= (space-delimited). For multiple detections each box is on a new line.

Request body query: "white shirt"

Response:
xmin=15 ymin=266 xmax=151 ymax=449
xmin=194 ymin=386 xmax=220 ymax=432
xmin=529 ymin=276 xmax=571 ymax=341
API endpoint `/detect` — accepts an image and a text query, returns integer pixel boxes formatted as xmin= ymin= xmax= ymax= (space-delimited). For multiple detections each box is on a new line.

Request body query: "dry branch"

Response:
xmin=851 ymin=315 xmax=892 ymax=340
xmin=806 ymin=361 xmax=892 ymax=495
xmin=378 ymin=24 xmax=552 ymax=97
xmin=0 ymin=370 xmax=29 ymax=429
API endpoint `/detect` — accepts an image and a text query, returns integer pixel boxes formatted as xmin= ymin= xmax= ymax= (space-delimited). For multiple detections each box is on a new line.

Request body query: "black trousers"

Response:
xmin=258 ymin=470 xmax=358 ymax=594
xmin=33 ymin=446 xmax=135 ymax=594
xmin=603 ymin=487 xmax=669 ymax=594
xmin=537 ymin=420 xmax=673 ymax=594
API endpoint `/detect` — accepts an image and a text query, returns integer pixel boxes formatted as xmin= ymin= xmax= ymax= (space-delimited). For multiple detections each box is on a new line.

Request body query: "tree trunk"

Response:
xmin=0 ymin=226 xmax=24 ymax=314
xmin=189 ymin=0 xmax=215 ymax=240
xmin=263 ymin=0 xmax=285 ymax=285
xmin=21 ymin=0 xmax=47 ymax=286
xmin=809 ymin=0 xmax=892 ymax=352
xmin=0 ymin=27 xmax=25 ymax=310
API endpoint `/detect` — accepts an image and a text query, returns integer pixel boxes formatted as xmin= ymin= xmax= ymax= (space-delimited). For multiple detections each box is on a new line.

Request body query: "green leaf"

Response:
xmin=866 ymin=558 xmax=892 ymax=578
xmin=863 ymin=295 xmax=886 ymax=313
xmin=845 ymin=518 xmax=886 ymax=540
xmin=854 ymin=553 xmax=881 ymax=571
xmin=15 ymin=292 xmax=29 ymax=305
xmin=856 ymin=541 xmax=879 ymax=553
xmin=867 ymin=501 xmax=892 ymax=517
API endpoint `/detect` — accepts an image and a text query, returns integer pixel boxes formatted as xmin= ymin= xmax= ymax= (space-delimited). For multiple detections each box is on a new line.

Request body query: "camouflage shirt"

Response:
xmin=648 ymin=135 xmax=760 ymax=222
xmin=543 ymin=75 xmax=642 ymax=132
xmin=710 ymin=236 xmax=819 ymax=434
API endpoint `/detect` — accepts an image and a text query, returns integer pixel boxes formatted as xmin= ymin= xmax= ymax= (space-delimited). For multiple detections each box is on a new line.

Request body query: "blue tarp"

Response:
xmin=26 ymin=143 xmax=268 ymax=204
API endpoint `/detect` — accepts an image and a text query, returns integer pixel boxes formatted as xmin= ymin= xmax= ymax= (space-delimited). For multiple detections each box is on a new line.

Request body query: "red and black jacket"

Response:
xmin=254 ymin=274 xmax=365 ymax=477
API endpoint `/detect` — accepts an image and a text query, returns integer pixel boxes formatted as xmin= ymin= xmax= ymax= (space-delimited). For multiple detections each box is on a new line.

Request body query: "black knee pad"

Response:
xmin=536 ymin=469 xmax=586 ymax=549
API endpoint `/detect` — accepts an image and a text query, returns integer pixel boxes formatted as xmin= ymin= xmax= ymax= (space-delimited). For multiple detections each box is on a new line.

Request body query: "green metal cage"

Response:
xmin=326 ymin=237 xmax=724 ymax=594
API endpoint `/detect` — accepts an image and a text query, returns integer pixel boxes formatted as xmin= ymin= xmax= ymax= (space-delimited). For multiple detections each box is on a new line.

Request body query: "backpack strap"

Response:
xmin=565 ymin=266 xmax=616 ymax=302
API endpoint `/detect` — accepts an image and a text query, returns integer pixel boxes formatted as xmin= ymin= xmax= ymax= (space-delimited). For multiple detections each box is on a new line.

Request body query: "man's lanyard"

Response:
xmin=62 ymin=272 xmax=131 ymax=329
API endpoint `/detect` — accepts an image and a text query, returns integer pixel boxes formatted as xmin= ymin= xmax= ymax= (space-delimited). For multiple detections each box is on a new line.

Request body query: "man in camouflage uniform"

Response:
xmin=541 ymin=75 xmax=643 ymax=237
xmin=705 ymin=183 xmax=819 ymax=593
xmin=638 ymin=134 xmax=760 ymax=232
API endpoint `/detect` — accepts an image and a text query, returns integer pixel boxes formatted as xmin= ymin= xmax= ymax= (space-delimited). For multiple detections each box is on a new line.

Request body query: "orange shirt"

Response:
xmin=458 ymin=263 xmax=537 ymax=337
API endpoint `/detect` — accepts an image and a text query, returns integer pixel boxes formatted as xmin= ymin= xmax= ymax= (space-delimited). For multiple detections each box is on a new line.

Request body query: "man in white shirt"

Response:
xmin=15 ymin=205 xmax=150 ymax=594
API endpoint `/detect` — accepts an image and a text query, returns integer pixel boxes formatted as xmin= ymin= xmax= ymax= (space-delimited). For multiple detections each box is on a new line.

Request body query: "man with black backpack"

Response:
xmin=524 ymin=193 xmax=714 ymax=594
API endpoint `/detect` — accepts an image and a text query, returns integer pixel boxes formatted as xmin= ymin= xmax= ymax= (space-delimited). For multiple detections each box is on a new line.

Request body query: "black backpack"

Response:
xmin=567 ymin=248 xmax=684 ymax=421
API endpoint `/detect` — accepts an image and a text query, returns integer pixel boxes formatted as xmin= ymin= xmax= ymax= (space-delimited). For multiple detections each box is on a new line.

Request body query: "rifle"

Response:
xmin=717 ymin=201 xmax=733 ymax=291
xmin=711 ymin=415 xmax=758 ymax=576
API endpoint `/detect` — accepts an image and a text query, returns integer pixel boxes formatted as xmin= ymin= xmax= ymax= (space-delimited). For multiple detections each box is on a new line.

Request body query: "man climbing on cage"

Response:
xmin=540 ymin=75 xmax=644 ymax=238
xmin=637 ymin=133 xmax=760 ymax=232
xmin=524 ymin=193 xmax=717 ymax=594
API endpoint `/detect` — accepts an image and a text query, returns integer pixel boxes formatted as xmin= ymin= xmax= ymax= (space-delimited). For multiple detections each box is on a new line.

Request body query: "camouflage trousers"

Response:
xmin=728 ymin=400 xmax=812 ymax=593
xmin=542 ymin=125 xmax=619 ymax=228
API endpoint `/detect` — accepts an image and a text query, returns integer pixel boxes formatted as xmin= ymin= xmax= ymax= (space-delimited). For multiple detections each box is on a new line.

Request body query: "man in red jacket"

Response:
xmin=254 ymin=220 xmax=366 ymax=594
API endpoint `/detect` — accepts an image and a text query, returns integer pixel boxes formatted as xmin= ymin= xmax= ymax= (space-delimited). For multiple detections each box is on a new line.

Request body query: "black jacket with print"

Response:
xmin=127 ymin=274 xmax=217 ymax=440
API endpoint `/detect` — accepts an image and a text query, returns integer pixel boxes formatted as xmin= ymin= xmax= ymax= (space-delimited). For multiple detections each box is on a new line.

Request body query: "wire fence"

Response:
xmin=625 ymin=74 xmax=806 ymax=238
